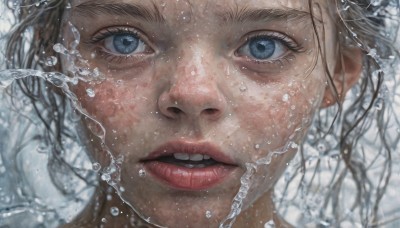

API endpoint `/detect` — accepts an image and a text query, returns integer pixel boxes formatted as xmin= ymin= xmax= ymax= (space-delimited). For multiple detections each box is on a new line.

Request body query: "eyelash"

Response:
xmin=88 ymin=27 xmax=151 ymax=63
xmin=88 ymin=28 xmax=305 ymax=68
xmin=90 ymin=27 xmax=139 ymax=43
xmin=237 ymin=31 xmax=305 ymax=65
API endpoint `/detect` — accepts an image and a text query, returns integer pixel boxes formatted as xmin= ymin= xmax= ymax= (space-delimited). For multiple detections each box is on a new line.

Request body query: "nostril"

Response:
xmin=203 ymin=108 xmax=219 ymax=115
xmin=167 ymin=107 xmax=182 ymax=114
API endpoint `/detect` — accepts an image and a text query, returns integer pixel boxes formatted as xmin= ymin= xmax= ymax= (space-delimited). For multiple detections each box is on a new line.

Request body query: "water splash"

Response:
xmin=219 ymin=136 xmax=301 ymax=228
xmin=0 ymin=21 xmax=162 ymax=228
xmin=219 ymin=163 xmax=257 ymax=228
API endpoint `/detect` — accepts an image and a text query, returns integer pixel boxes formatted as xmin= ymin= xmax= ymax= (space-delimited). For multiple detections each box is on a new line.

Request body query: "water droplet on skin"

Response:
xmin=65 ymin=2 xmax=71 ymax=8
xmin=86 ymin=88 xmax=95 ymax=97
xmin=205 ymin=210 xmax=212 ymax=219
xmin=254 ymin=144 xmax=260 ymax=150
xmin=191 ymin=70 xmax=196 ymax=76
xmin=282 ymin=94 xmax=289 ymax=102
xmin=179 ymin=11 xmax=191 ymax=23
xmin=239 ymin=84 xmax=247 ymax=92
xmin=92 ymin=162 xmax=101 ymax=171
xmin=138 ymin=169 xmax=146 ymax=177
xmin=101 ymin=218 xmax=107 ymax=223
xmin=226 ymin=65 xmax=231 ymax=76
xmin=44 ymin=56 xmax=58 ymax=66
xmin=110 ymin=207 xmax=119 ymax=216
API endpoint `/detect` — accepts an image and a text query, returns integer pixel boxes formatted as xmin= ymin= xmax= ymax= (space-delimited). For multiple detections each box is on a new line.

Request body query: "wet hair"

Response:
xmin=295 ymin=0 xmax=400 ymax=227
xmin=2 ymin=0 xmax=400 ymax=226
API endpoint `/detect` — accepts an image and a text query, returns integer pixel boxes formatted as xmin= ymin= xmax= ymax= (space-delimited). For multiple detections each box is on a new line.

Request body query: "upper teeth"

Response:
xmin=173 ymin=153 xmax=211 ymax=161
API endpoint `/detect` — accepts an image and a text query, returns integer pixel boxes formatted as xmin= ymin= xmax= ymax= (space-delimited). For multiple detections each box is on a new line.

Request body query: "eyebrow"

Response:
xmin=219 ymin=7 xmax=312 ymax=24
xmin=74 ymin=1 xmax=313 ymax=25
xmin=74 ymin=1 xmax=165 ymax=23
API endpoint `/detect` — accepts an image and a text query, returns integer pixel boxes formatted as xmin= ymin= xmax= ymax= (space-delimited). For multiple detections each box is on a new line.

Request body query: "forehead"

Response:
xmin=71 ymin=0 xmax=318 ymax=19
xmin=72 ymin=0 xmax=310 ymax=8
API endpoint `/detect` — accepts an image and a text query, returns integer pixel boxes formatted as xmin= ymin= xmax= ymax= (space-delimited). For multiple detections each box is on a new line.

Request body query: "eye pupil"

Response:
xmin=249 ymin=38 xmax=275 ymax=59
xmin=113 ymin=34 xmax=139 ymax=54
xmin=123 ymin=39 xmax=132 ymax=46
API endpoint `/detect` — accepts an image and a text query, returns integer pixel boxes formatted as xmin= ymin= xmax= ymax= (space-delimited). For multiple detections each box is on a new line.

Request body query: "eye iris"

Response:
xmin=249 ymin=37 xmax=275 ymax=59
xmin=113 ymin=34 xmax=139 ymax=54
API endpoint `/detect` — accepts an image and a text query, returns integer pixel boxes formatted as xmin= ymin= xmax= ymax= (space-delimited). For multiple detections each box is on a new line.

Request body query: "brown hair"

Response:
xmin=3 ymin=0 xmax=400 ymax=226
xmin=277 ymin=0 xmax=400 ymax=226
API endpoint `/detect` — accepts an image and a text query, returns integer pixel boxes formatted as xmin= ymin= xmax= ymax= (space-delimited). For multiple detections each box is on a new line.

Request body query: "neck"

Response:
xmin=65 ymin=184 xmax=145 ymax=227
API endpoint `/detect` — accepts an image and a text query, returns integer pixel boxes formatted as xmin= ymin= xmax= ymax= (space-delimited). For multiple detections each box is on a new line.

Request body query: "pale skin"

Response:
xmin=61 ymin=0 xmax=362 ymax=227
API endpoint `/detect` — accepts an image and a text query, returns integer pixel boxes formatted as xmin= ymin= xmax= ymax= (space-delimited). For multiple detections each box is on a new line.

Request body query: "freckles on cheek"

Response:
xmin=77 ymin=84 xmax=142 ymax=129
xmin=235 ymin=83 xmax=318 ymax=142
xmin=83 ymin=88 xmax=118 ymax=116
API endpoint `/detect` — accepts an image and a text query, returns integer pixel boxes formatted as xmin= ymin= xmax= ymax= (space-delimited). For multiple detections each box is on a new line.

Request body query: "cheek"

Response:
xmin=234 ymin=80 xmax=324 ymax=205
xmin=74 ymin=81 xmax=150 ymax=134
xmin=235 ymin=80 xmax=323 ymax=148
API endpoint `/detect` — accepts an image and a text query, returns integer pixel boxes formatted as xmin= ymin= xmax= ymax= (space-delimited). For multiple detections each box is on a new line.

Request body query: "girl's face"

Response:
xmin=64 ymin=0 xmax=337 ymax=226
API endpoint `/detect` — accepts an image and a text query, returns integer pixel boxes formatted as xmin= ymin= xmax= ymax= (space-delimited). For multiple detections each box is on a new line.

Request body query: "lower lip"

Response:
xmin=144 ymin=161 xmax=235 ymax=190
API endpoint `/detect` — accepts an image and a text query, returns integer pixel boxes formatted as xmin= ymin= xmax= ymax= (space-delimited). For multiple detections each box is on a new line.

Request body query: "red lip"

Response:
xmin=142 ymin=141 xmax=237 ymax=190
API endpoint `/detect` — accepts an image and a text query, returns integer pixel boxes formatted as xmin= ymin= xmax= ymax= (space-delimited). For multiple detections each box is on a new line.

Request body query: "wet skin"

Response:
xmin=62 ymin=0 xmax=361 ymax=227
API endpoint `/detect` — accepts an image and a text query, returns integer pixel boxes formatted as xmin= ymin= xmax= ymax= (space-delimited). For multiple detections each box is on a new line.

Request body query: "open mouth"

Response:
xmin=155 ymin=153 xmax=218 ymax=168
xmin=142 ymin=141 xmax=237 ymax=190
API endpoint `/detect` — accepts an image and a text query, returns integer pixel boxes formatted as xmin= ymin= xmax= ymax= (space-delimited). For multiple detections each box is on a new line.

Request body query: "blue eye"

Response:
xmin=249 ymin=37 xmax=275 ymax=59
xmin=103 ymin=32 xmax=147 ymax=55
xmin=237 ymin=34 xmax=290 ymax=61
xmin=113 ymin=34 xmax=139 ymax=54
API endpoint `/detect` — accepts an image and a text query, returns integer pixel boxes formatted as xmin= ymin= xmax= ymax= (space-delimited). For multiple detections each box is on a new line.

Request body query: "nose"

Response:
xmin=158 ymin=55 xmax=227 ymax=121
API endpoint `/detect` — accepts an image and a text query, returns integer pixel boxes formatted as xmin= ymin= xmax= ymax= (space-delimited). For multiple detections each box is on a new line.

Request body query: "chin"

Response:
xmin=132 ymin=192 xmax=238 ymax=228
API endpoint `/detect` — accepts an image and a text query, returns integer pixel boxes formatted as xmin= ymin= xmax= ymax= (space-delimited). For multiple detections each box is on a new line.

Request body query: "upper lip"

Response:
xmin=142 ymin=140 xmax=236 ymax=165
